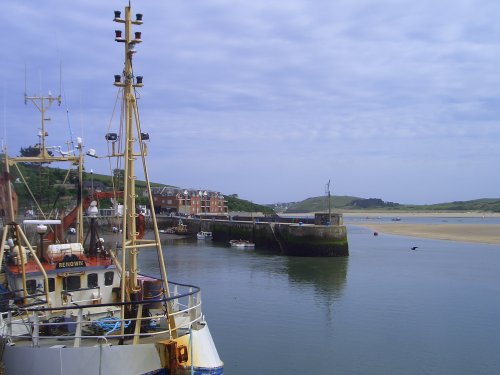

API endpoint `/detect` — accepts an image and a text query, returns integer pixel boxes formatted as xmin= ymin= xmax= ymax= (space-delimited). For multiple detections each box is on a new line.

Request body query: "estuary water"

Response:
xmin=139 ymin=225 xmax=500 ymax=374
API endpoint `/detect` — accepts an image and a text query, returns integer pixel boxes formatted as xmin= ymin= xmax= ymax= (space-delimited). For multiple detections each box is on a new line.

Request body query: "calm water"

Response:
xmin=139 ymin=225 xmax=500 ymax=374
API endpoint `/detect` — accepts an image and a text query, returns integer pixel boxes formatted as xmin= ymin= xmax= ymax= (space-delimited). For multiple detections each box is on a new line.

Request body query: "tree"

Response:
xmin=19 ymin=145 xmax=41 ymax=158
xmin=18 ymin=145 xmax=53 ymax=166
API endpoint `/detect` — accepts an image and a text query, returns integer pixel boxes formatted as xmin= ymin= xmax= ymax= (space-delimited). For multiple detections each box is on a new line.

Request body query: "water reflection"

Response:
xmin=285 ymin=256 xmax=348 ymax=298
xmin=286 ymin=256 xmax=348 ymax=325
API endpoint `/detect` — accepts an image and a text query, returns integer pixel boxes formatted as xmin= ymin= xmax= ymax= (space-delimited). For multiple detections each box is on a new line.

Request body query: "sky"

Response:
xmin=2 ymin=0 xmax=500 ymax=205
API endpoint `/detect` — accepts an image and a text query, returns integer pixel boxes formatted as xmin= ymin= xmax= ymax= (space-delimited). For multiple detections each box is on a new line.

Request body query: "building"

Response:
xmin=151 ymin=187 xmax=228 ymax=215
xmin=82 ymin=181 xmax=107 ymax=192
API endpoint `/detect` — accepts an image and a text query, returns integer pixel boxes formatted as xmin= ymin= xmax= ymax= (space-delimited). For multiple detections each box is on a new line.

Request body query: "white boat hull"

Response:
xmin=3 ymin=324 xmax=223 ymax=375
xmin=197 ymin=232 xmax=213 ymax=240
xmin=4 ymin=343 xmax=161 ymax=375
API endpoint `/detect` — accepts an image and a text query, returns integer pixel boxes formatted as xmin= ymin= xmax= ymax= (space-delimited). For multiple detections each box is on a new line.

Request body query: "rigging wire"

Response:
xmin=105 ymin=87 xmax=125 ymax=246
xmin=2 ymin=86 xmax=6 ymax=149
xmin=59 ymin=62 xmax=75 ymax=151
xmin=131 ymin=82 xmax=168 ymax=299
xmin=54 ymin=31 xmax=75 ymax=151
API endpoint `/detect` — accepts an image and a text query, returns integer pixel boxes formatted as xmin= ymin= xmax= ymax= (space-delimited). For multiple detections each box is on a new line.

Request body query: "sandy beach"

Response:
xmin=343 ymin=211 xmax=500 ymax=218
xmin=340 ymin=211 xmax=500 ymax=244
xmin=358 ymin=223 xmax=500 ymax=244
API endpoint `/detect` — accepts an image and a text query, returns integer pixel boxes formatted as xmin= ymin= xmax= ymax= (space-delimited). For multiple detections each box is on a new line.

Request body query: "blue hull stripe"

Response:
xmin=143 ymin=366 xmax=224 ymax=375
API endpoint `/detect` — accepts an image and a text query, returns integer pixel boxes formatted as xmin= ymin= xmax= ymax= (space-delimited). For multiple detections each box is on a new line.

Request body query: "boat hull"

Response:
xmin=3 ymin=343 xmax=161 ymax=375
xmin=3 ymin=324 xmax=223 ymax=375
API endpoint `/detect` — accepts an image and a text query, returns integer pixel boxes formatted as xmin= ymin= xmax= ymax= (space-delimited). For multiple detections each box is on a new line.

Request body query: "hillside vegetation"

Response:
xmin=8 ymin=163 xmax=500 ymax=214
xmin=405 ymin=198 xmax=500 ymax=212
xmin=276 ymin=196 xmax=500 ymax=213
xmin=225 ymin=195 xmax=274 ymax=215
xmin=6 ymin=164 xmax=271 ymax=213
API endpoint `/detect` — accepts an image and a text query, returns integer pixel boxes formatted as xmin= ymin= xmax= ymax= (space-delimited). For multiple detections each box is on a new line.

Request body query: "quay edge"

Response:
xmin=157 ymin=214 xmax=349 ymax=257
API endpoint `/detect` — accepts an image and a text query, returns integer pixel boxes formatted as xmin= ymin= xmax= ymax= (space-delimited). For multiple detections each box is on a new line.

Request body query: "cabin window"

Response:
xmin=26 ymin=279 xmax=37 ymax=295
xmin=63 ymin=275 xmax=81 ymax=291
xmin=88 ymin=273 xmax=98 ymax=288
xmin=47 ymin=278 xmax=55 ymax=292
xmin=104 ymin=271 xmax=114 ymax=286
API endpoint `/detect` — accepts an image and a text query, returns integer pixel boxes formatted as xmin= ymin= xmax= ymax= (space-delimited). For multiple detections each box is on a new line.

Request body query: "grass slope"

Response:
xmin=281 ymin=196 xmax=500 ymax=213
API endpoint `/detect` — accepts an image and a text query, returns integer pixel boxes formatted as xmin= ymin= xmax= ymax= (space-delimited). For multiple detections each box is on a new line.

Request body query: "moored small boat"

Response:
xmin=197 ymin=231 xmax=213 ymax=240
xmin=159 ymin=227 xmax=176 ymax=234
xmin=175 ymin=219 xmax=189 ymax=235
xmin=229 ymin=240 xmax=255 ymax=249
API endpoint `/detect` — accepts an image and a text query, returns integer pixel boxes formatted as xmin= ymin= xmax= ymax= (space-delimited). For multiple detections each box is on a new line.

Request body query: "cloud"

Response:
xmin=2 ymin=0 xmax=500 ymax=204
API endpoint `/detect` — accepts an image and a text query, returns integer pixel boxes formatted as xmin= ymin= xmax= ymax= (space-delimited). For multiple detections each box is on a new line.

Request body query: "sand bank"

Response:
xmin=358 ymin=223 xmax=500 ymax=244
xmin=343 ymin=211 xmax=500 ymax=218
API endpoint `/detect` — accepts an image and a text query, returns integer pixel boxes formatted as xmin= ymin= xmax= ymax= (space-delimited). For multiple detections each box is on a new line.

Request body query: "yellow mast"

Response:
xmin=113 ymin=5 xmax=176 ymax=339
xmin=115 ymin=5 xmax=139 ymax=301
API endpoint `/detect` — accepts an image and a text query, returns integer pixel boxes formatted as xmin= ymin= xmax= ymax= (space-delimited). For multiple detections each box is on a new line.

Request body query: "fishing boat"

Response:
xmin=0 ymin=5 xmax=223 ymax=374
xmin=196 ymin=231 xmax=213 ymax=240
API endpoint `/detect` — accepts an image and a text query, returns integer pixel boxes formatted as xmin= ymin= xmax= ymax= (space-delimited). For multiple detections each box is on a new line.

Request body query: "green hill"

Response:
xmin=279 ymin=195 xmax=362 ymax=213
xmin=225 ymin=195 xmax=275 ymax=215
xmin=275 ymin=196 xmax=500 ymax=213
xmin=407 ymin=198 xmax=500 ymax=212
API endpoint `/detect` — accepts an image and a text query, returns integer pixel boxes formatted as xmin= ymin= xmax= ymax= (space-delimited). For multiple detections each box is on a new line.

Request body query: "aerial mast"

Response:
xmin=113 ymin=6 xmax=143 ymax=304
xmin=112 ymin=8 xmax=173 ymax=335
xmin=326 ymin=179 xmax=331 ymax=225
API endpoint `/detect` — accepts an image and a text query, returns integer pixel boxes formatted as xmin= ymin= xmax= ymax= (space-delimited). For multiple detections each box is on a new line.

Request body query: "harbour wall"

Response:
xmin=156 ymin=216 xmax=349 ymax=257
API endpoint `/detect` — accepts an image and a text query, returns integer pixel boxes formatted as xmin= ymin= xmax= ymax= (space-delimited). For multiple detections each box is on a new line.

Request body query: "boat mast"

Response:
xmin=13 ymin=94 xmax=82 ymax=235
xmin=77 ymin=144 xmax=84 ymax=244
xmin=25 ymin=92 xmax=61 ymax=160
xmin=114 ymin=6 xmax=142 ymax=301
xmin=113 ymin=6 xmax=176 ymax=338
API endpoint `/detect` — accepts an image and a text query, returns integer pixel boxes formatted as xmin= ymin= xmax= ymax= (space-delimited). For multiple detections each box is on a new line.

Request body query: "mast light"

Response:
xmin=133 ymin=13 xmax=143 ymax=25
xmin=114 ymin=75 xmax=125 ymax=87
xmin=115 ymin=30 xmax=125 ymax=42
xmin=140 ymin=132 xmax=149 ymax=141
xmin=88 ymin=201 xmax=99 ymax=217
xmin=105 ymin=133 xmax=118 ymax=141
xmin=36 ymin=224 xmax=48 ymax=235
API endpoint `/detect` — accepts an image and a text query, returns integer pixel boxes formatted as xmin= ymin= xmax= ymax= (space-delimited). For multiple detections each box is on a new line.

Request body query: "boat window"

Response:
xmin=88 ymin=273 xmax=98 ymax=288
xmin=63 ymin=276 xmax=81 ymax=291
xmin=104 ymin=271 xmax=114 ymax=286
xmin=47 ymin=278 xmax=55 ymax=292
xmin=26 ymin=279 xmax=37 ymax=295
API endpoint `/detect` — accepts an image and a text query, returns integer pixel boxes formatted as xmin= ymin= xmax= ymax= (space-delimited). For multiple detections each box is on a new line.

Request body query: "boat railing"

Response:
xmin=0 ymin=288 xmax=48 ymax=308
xmin=0 ymin=281 xmax=203 ymax=347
